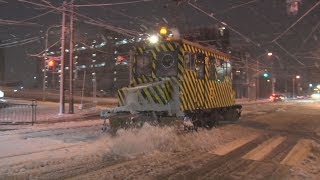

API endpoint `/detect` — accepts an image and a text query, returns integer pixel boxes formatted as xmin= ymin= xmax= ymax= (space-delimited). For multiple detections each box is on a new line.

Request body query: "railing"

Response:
xmin=0 ymin=99 xmax=37 ymax=125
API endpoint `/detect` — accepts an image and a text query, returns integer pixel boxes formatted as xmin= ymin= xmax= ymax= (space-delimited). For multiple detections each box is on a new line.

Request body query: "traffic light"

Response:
xmin=48 ymin=60 xmax=55 ymax=67
xmin=263 ymin=72 xmax=269 ymax=78
xmin=117 ymin=56 xmax=125 ymax=62
xmin=47 ymin=59 xmax=56 ymax=71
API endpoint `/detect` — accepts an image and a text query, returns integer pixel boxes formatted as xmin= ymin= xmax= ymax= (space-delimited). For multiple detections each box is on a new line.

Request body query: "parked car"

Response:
xmin=270 ymin=94 xmax=285 ymax=102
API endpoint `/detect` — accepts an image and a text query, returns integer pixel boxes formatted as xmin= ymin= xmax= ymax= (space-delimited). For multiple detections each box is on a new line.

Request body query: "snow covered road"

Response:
xmin=0 ymin=101 xmax=320 ymax=179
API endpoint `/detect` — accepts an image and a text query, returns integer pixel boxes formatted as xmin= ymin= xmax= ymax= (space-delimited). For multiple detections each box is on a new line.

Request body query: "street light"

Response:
xmin=255 ymin=52 xmax=273 ymax=100
xmin=43 ymin=25 xmax=62 ymax=101
xmin=292 ymin=75 xmax=300 ymax=98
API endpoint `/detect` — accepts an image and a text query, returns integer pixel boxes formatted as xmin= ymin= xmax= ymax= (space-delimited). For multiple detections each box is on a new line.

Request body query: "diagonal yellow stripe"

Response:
xmin=183 ymin=75 xmax=196 ymax=110
xmin=118 ymin=90 xmax=125 ymax=106
xmin=149 ymin=86 xmax=163 ymax=105
xmin=167 ymin=43 xmax=175 ymax=51
xmin=156 ymin=85 xmax=168 ymax=104
xmin=182 ymin=81 xmax=195 ymax=110
xmin=161 ymin=44 xmax=168 ymax=51
xmin=155 ymin=46 xmax=161 ymax=52
xmin=162 ymin=83 xmax=171 ymax=101
xmin=143 ymin=88 xmax=154 ymax=103
xmin=179 ymin=83 xmax=191 ymax=110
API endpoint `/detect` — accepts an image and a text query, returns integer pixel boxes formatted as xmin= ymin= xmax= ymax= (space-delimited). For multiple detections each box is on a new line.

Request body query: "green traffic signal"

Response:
xmin=263 ymin=73 xmax=269 ymax=78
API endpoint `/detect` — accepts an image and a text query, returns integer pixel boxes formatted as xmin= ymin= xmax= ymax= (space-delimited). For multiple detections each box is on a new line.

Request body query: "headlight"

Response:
xmin=311 ymin=93 xmax=320 ymax=99
xmin=148 ymin=35 xmax=159 ymax=44
xmin=0 ymin=90 xmax=4 ymax=98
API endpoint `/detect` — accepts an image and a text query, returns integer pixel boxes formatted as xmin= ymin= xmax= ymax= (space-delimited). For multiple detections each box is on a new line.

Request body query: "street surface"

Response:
xmin=0 ymin=100 xmax=320 ymax=179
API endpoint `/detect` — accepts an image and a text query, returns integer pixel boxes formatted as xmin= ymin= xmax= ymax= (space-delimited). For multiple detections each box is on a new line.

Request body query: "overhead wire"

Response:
xmin=0 ymin=19 xmax=40 ymax=26
xmin=0 ymin=36 xmax=39 ymax=46
xmin=28 ymin=40 xmax=61 ymax=57
xmin=214 ymin=0 xmax=260 ymax=15
xmin=187 ymin=0 xmax=276 ymax=70
xmin=17 ymin=0 xmax=57 ymax=10
xmin=74 ymin=0 xmax=155 ymax=7
xmin=0 ymin=8 xmax=57 ymax=26
xmin=188 ymin=0 xmax=309 ymax=70
xmin=74 ymin=12 xmax=140 ymax=37
xmin=0 ymin=36 xmax=40 ymax=48
xmin=17 ymin=0 xmax=141 ymax=37
xmin=188 ymin=1 xmax=261 ymax=48
xmin=228 ymin=1 xmax=314 ymax=68
xmin=296 ymin=21 xmax=320 ymax=53
xmin=80 ymin=0 xmax=154 ymax=27
xmin=274 ymin=41 xmax=304 ymax=65
xmin=271 ymin=1 xmax=320 ymax=42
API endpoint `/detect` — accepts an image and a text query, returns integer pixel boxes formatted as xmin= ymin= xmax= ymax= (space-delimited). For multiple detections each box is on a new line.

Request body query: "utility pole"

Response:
xmin=42 ymin=47 xmax=47 ymax=101
xmin=59 ymin=1 xmax=66 ymax=115
xmin=285 ymin=72 xmax=288 ymax=95
xmin=245 ymin=53 xmax=249 ymax=99
xmin=129 ymin=50 xmax=133 ymax=84
xmin=256 ymin=60 xmax=259 ymax=100
xmin=271 ymin=60 xmax=275 ymax=94
xmin=292 ymin=77 xmax=295 ymax=98
xmin=69 ymin=0 xmax=74 ymax=114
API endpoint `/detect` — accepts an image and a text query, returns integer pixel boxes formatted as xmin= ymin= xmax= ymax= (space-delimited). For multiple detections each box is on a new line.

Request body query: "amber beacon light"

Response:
xmin=160 ymin=27 xmax=168 ymax=35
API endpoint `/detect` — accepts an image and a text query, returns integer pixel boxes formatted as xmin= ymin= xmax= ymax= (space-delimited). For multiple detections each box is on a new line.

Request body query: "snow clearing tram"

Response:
xmin=101 ymin=27 xmax=242 ymax=133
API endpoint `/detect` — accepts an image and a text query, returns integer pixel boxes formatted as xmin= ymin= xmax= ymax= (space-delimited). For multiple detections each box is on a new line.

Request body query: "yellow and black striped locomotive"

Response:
xmin=101 ymin=33 xmax=242 ymax=131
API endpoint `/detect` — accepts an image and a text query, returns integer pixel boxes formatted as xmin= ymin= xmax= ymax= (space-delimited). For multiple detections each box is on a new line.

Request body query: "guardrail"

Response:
xmin=0 ymin=99 xmax=37 ymax=125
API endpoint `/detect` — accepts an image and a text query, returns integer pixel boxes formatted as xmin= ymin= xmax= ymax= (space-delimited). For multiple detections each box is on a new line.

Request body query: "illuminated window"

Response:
xmin=209 ymin=58 xmax=217 ymax=80
xmin=196 ymin=53 xmax=205 ymax=79
xmin=184 ymin=53 xmax=195 ymax=70
xmin=216 ymin=60 xmax=231 ymax=81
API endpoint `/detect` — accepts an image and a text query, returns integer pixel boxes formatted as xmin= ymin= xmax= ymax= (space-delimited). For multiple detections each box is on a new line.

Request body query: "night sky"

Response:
xmin=0 ymin=0 xmax=320 ymax=86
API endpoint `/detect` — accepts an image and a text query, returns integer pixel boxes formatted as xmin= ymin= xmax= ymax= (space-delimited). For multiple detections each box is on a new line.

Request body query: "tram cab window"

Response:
xmin=184 ymin=53 xmax=195 ymax=70
xmin=196 ymin=53 xmax=205 ymax=79
xmin=209 ymin=58 xmax=217 ymax=80
xmin=136 ymin=54 xmax=152 ymax=77
xmin=216 ymin=60 xmax=231 ymax=81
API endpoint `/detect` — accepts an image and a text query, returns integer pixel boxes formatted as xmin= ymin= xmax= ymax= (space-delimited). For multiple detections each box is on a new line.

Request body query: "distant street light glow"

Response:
xmin=296 ymin=75 xmax=300 ymax=79
xmin=267 ymin=52 xmax=273 ymax=56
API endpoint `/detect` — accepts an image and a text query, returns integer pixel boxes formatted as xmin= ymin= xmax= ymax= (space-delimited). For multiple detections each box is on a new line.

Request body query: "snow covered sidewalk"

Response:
xmin=34 ymin=101 xmax=102 ymax=124
xmin=236 ymin=98 xmax=270 ymax=105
